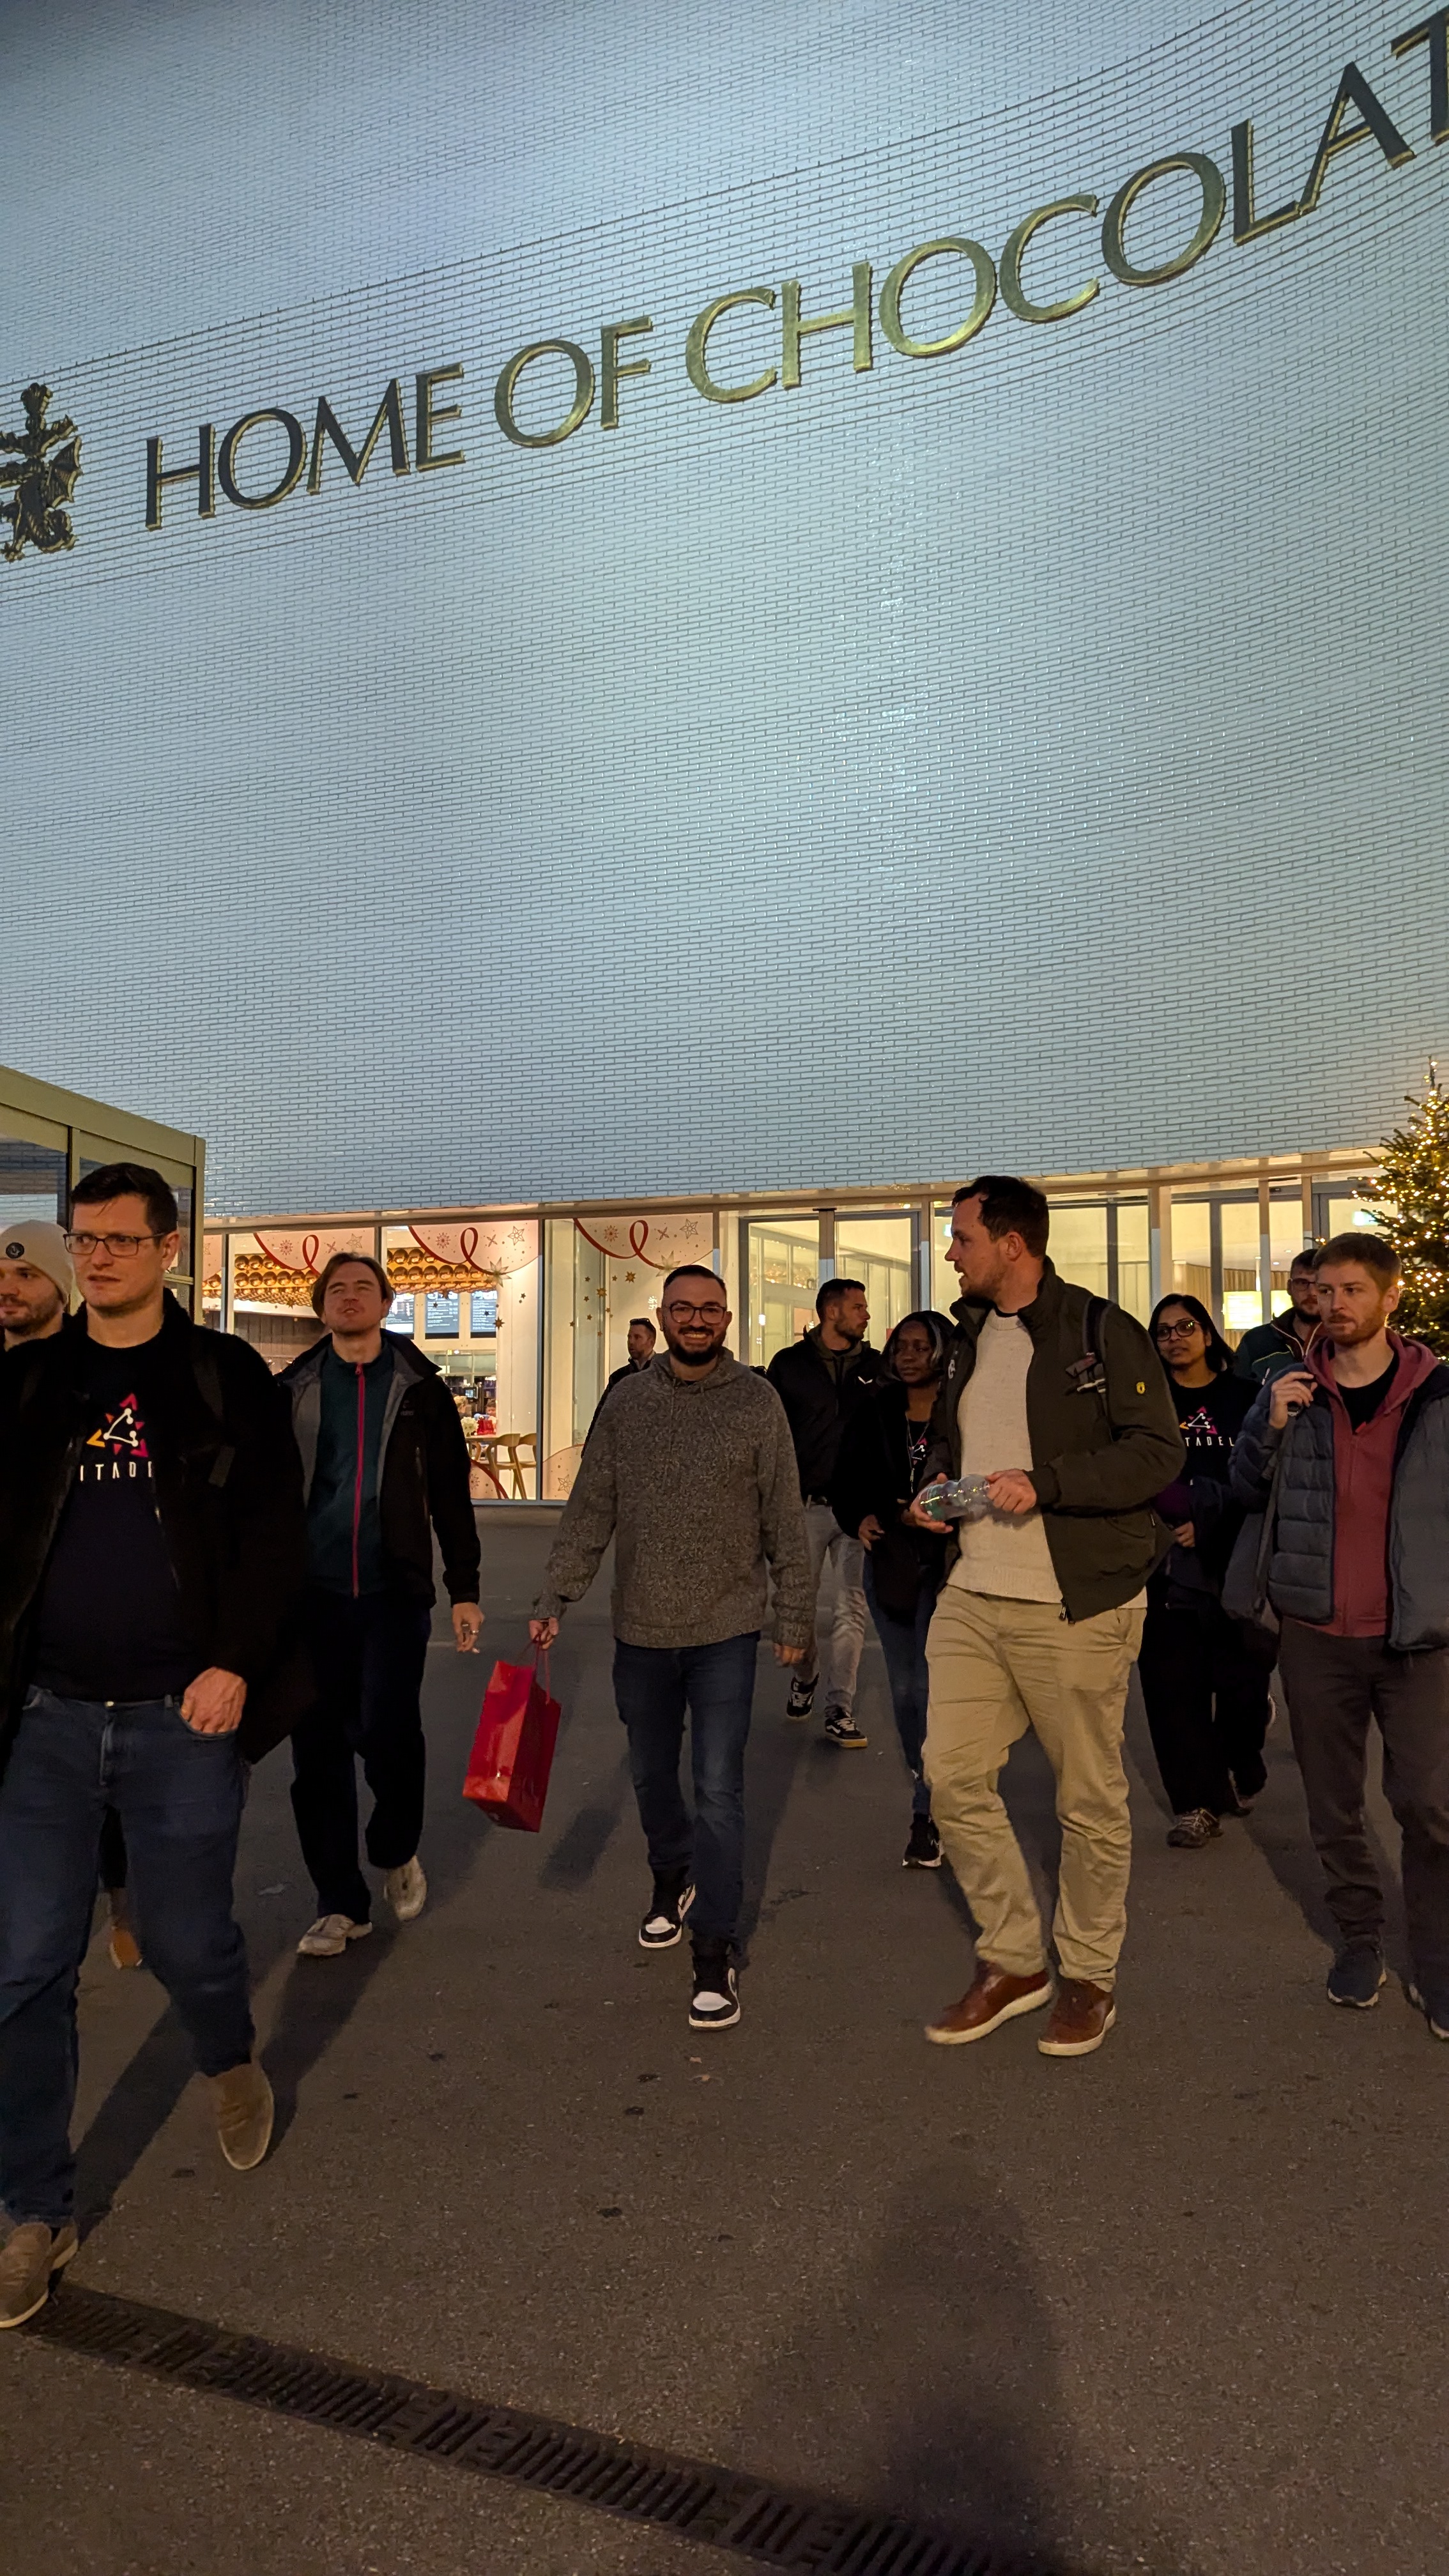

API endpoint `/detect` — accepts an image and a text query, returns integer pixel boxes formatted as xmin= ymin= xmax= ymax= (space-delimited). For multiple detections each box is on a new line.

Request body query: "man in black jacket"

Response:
xmin=0 ymin=1163 xmax=310 ymax=2328
xmin=280 ymin=1254 xmax=481 ymax=1956
xmin=588 ymin=1317 xmax=656 ymax=1433
xmin=765 ymin=1280 xmax=878 ymax=1744
xmin=1232 ymin=1252 xmax=1323 ymax=1383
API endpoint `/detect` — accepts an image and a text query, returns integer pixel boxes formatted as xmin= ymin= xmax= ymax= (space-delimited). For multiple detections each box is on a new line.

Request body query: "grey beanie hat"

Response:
xmin=0 ymin=1220 xmax=75 ymax=1301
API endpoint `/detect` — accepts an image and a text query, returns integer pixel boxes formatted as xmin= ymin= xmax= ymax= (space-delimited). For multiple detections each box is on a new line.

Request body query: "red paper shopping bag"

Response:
xmin=463 ymin=1655 xmax=561 ymax=1832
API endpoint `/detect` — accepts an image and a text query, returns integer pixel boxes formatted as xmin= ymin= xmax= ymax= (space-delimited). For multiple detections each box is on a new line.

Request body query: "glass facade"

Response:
xmin=1 ymin=1062 xmax=204 ymax=1312
xmin=206 ymin=1150 xmax=1379 ymax=1501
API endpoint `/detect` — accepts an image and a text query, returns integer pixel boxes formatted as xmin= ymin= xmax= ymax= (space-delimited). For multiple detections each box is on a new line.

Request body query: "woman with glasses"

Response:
xmin=1140 ymin=1294 xmax=1271 ymax=1850
xmin=829 ymin=1310 xmax=953 ymax=1867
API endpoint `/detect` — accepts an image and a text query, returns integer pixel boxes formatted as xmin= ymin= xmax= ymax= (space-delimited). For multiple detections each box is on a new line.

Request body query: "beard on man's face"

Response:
xmin=661 ymin=1321 xmax=729 ymax=1367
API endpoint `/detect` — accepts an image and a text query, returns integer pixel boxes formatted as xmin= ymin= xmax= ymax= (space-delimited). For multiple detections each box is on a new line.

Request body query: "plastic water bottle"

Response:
xmin=914 ymin=1474 xmax=992 ymax=1524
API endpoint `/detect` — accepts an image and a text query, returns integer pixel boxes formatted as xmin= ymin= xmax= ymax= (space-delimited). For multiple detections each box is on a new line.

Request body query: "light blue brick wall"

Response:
xmin=0 ymin=2 xmax=1441 ymax=1209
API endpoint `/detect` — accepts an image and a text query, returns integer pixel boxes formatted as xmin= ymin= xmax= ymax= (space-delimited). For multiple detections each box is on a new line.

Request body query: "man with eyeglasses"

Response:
xmin=0 ymin=1162 xmax=310 ymax=2327
xmin=530 ymin=1264 xmax=811 ymax=2031
xmin=1233 ymin=1252 xmax=1324 ymax=1384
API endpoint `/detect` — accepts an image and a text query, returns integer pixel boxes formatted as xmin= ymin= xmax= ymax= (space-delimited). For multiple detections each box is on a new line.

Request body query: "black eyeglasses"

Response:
xmin=65 ymin=1230 xmax=165 ymax=1260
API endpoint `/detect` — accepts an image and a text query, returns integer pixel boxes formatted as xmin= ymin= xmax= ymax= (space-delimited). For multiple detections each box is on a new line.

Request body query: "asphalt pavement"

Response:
xmin=3 ymin=1517 xmax=1446 ymax=2576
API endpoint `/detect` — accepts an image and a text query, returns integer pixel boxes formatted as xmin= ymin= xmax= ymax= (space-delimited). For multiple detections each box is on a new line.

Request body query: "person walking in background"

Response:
xmin=1139 ymin=1294 xmax=1270 ymax=1851
xmin=767 ymin=1277 xmax=878 ymax=1747
xmin=0 ymin=1227 xmax=142 ymax=1967
xmin=530 ymin=1264 xmax=811 ymax=2032
xmin=0 ymin=1222 xmax=72 ymax=1351
xmin=1234 ymin=1251 xmax=1324 ymax=1384
xmin=1230 ymin=1234 xmax=1449 ymax=2036
xmin=831 ymin=1310 xmax=953 ymax=1867
xmin=280 ymin=1254 xmax=482 ymax=1959
xmin=0 ymin=1162 xmax=310 ymax=2327
xmin=912 ymin=1177 xmax=1183 ymax=2059
xmin=588 ymin=1316 xmax=656 ymax=1434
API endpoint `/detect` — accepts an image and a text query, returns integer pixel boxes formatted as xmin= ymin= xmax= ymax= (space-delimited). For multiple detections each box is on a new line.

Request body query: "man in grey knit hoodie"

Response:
xmin=531 ymin=1265 xmax=812 ymax=2030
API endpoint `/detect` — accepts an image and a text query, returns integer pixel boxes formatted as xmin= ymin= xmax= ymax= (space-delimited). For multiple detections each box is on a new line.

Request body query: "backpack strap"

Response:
xmin=1065 ymin=1294 xmax=1112 ymax=1418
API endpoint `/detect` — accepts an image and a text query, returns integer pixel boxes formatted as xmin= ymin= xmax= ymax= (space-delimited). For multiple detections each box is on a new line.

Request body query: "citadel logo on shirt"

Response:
xmin=80 ymin=1393 xmax=151 ymax=1482
xmin=1177 ymin=1404 xmax=1231 ymax=1452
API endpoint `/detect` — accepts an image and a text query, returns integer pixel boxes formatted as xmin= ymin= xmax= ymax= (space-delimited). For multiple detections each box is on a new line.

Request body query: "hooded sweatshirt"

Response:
xmin=1308 ymin=1331 xmax=1441 ymax=1636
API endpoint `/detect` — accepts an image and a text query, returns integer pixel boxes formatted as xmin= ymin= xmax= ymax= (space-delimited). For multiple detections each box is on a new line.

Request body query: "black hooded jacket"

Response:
xmin=0 ymin=1294 xmax=312 ymax=1767
xmin=766 ymin=1327 xmax=880 ymax=1498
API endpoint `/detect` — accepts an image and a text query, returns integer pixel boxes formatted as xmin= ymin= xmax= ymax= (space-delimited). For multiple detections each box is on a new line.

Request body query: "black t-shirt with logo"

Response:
xmin=1168 ymin=1367 xmax=1255 ymax=1483
xmin=30 ymin=1335 xmax=198 ymax=1701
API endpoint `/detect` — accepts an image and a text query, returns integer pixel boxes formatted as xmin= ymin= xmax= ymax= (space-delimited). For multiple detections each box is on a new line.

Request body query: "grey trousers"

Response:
xmin=1278 ymin=1620 xmax=1449 ymax=1990
xmin=799 ymin=1501 xmax=867 ymax=1715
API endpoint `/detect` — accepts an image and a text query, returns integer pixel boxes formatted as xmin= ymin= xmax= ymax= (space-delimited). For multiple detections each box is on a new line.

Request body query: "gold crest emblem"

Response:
xmin=1 ymin=382 xmax=82 ymax=563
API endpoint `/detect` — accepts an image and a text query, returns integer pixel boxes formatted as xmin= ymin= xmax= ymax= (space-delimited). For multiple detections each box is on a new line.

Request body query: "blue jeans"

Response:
xmin=612 ymin=1634 xmax=758 ymax=1947
xmin=0 ymin=1687 xmax=253 ymax=2228
xmin=863 ymin=1558 xmax=933 ymax=1817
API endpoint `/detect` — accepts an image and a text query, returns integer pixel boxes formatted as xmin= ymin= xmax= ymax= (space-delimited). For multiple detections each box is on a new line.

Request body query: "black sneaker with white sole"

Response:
xmin=689 ymin=1941 xmax=740 ymax=2030
xmin=785 ymin=1673 xmax=816 ymax=1720
xmin=822 ymin=1707 xmax=868 ymax=1748
xmin=1326 ymin=1938 xmax=1386 ymax=2007
xmin=903 ymin=1814 xmax=941 ymax=1868
xmin=638 ymin=1869 xmax=695 ymax=1950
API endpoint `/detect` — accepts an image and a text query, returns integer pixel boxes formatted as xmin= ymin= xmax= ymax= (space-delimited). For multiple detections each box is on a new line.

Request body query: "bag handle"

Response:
xmin=532 ymin=1640 xmax=551 ymax=1694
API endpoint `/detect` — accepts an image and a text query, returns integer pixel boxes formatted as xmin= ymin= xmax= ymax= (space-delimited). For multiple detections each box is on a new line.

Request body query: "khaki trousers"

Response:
xmin=924 ymin=1586 xmax=1144 ymax=1989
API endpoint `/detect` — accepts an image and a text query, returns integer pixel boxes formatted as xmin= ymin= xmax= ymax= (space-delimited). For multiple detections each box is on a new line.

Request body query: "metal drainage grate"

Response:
xmin=26 ymin=2283 xmax=1023 ymax=2575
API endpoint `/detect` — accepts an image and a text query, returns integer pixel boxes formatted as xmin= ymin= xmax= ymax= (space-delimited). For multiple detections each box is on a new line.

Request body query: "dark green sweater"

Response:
xmin=307 ymin=1342 xmax=394 ymax=1595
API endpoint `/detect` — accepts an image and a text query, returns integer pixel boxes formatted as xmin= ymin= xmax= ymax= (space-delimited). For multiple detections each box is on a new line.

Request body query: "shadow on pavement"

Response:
xmin=734 ymin=2158 xmax=1154 ymax=2576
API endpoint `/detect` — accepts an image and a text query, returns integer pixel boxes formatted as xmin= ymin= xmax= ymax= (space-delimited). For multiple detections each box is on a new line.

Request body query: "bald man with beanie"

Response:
xmin=0 ymin=1224 xmax=73 ymax=1350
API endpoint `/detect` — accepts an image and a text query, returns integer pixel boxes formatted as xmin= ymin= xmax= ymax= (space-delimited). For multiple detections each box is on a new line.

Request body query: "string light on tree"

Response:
xmin=1363 ymin=1060 xmax=1449 ymax=1354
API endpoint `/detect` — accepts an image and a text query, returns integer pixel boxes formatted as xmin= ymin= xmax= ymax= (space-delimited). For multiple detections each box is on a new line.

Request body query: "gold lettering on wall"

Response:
xmin=599 ymin=318 xmax=654 ymax=429
xmin=217 ymin=409 xmax=307 ymax=510
xmin=493 ymin=341 xmax=595 ymax=447
xmin=999 ymin=195 xmax=1101 ymax=323
xmin=146 ymin=425 xmax=217 ymax=528
xmin=684 ymin=289 xmax=779 ymax=403
xmin=1298 ymin=63 xmax=1414 ymax=213
xmin=308 ymin=381 xmax=410 ymax=491
xmin=780 ymin=265 xmax=873 ymax=387
xmin=1101 ymin=153 xmax=1227 ymax=286
xmin=878 ymin=238 xmax=997 ymax=357
xmin=415 ymin=365 xmax=466 ymax=470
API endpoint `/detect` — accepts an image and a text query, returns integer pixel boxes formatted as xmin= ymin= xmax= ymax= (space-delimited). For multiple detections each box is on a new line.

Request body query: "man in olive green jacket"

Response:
xmin=911 ymin=1177 xmax=1183 ymax=2062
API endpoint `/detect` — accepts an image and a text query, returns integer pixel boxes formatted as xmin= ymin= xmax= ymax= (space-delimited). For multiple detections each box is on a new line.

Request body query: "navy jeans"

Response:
xmin=0 ymin=1687 xmax=252 ymax=2228
xmin=612 ymin=1633 xmax=759 ymax=1947
xmin=291 ymin=1590 xmax=433 ymax=1921
xmin=863 ymin=1558 xmax=933 ymax=1818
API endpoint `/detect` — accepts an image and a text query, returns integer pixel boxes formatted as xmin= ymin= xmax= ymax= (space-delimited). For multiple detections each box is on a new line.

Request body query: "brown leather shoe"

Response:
xmin=925 ymin=1962 xmax=1052 ymax=2046
xmin=1038 ymin=1976 xmax=1116 ymax=2057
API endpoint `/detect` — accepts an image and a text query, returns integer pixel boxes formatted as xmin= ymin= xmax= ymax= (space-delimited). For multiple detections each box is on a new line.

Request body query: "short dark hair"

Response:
xmin=1288 ymin=1250 xmax=1318 ymax=1276
xmin=816 ymin=1275 xmax=866 ymax=1319
xmin=951 ymin=1174 xmax=1050 ymax=1257
xmin=660 ymin=1264 xmax=723 ymax=1300
xmin=1148 ymin=1292 xmax=1234 ymax=1376
xmin=70 ymin=1160 xmax=179 ymax=1239
xmin=1314 ymin=1231 xmax=1400 ymax=1287
xmin=627 ymin=1316 xmax=656 ymax=1335
xmin=310 ymin=1250 xmax=394 ymax=1317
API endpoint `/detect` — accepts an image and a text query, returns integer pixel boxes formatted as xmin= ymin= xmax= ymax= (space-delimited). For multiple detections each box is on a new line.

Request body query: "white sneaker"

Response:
xmin=385 ymin=1857 xmax=428 ymax=1922
xmin=296 ymin=1913 xmax=372 ymax=1958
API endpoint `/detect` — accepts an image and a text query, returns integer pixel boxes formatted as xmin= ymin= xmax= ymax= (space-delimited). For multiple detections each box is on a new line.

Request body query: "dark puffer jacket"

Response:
xmin=1229 ymin=1353 xmax=1449 ymax=1650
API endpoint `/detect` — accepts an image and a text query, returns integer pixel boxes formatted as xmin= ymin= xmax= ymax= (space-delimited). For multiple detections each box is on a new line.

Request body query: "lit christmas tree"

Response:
xmin=1363 ymin=1062 xmax=1449 ymax=1353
